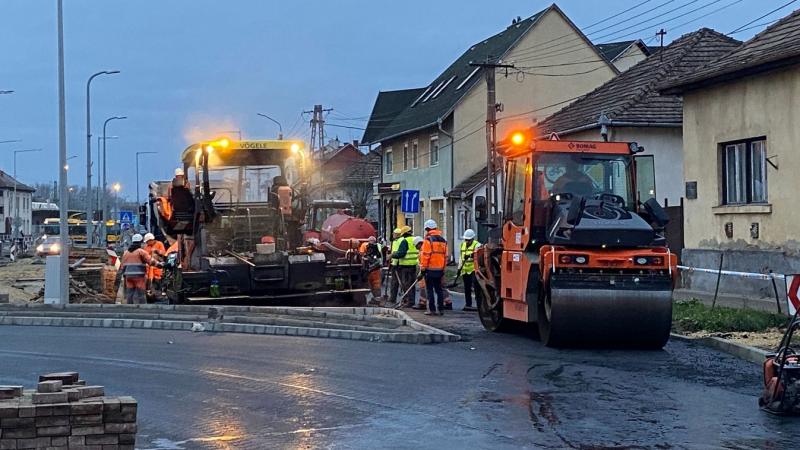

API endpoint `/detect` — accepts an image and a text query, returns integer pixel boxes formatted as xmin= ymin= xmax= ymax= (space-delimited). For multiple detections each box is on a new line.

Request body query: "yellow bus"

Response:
xmin=41 ymin=217 xmax=120 ymax=245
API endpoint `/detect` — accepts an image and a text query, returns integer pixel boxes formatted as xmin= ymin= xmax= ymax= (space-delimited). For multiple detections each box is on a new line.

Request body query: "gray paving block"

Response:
xmin=37 ymin=381 xmax=62 ymax=394
xmin=31 ymin=392 xmax=68 ymax=405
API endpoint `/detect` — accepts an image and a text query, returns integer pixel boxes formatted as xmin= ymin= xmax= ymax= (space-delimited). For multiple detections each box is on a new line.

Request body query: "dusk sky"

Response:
xmin=0 ymin=0 xmax=788 ymax=201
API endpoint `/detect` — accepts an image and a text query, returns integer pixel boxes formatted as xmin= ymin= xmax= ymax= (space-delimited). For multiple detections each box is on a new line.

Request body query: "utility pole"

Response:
xmin=304 ymin=104 xmax=333 ymax=198
xmin=656 ymin=29 xmax=667 ymax=61
xmin=469 ymin=58 xmax=514 ymax=228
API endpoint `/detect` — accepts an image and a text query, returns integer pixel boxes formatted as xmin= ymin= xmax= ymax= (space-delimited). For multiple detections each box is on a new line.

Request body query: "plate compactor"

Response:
xmin=760 ymin=312 xmax=800 ymax=415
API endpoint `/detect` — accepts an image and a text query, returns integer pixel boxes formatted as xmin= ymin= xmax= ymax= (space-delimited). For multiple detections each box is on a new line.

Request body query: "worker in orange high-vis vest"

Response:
xmin=143 ymin=233 xmax=167 ymax=294
xmin=121 ymin=234 xmax=163 ymax=305
xmin=418 ymin=219 xmax=448 ymax=315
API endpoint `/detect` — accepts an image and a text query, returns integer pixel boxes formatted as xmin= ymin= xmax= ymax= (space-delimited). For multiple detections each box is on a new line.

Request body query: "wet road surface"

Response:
xmin=1 ymin=312 xmax=797 ymax=449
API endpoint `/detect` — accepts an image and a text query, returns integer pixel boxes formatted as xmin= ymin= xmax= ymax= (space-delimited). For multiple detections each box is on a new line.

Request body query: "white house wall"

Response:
xmin=566 ymin=127 xmax=684 ymax=206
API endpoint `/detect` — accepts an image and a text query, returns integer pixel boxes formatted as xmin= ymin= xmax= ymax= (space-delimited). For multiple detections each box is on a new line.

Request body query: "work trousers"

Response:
xmin=463 ymin=272 xmax=475 ymax=307
xmin=125 ymin=287 xmax=146 ymax=305
xmin=389 ymin=266 xmax=417 ymax=305
xmin=425 ymin=271 xmax=445 ymax=313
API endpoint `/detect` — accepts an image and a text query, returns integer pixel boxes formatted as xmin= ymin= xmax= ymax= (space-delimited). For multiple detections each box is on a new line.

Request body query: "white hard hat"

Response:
xmin=424 ymin=219 xmax=437 ymax=230
xmin=412 ymin=236 xmax=423 ymax=247
xmin=174 ymin=168 xmax=185 ymax=177
xmin=144 ymin=233 xmax=155 ymax=242
xmin=131 ymin=233 xmax=143 ymax=243
xmin=463 ymin=229 xmax=476 ymax=240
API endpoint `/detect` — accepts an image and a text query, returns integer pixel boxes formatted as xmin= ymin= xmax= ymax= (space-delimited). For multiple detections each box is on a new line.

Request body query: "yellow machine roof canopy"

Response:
xmin=181 ymin=139 xmax=305 ymax=166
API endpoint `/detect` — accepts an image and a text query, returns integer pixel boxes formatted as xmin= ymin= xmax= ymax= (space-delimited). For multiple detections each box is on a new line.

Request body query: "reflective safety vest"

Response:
xmin=390 ymin=239 xmax=401 ymax=266
xmin=460 ymin=240 xmax=480 ymax=274
xmin=398 ymin=236 xmax=419 ymax=266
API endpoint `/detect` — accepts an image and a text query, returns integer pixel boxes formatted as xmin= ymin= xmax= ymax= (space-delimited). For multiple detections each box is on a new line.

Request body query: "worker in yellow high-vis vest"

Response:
xmin=460 ymin=229 xmax=481 ymax=311
xmin=389 ymin=225 xmax=418 ymax=307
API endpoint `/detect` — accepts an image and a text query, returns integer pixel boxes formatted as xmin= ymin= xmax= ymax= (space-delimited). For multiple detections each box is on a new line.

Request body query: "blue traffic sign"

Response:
xmin=119 ymin=211 xmax=134 ymax=223
xmin=401 ymin=190 xmax=420 ymax=214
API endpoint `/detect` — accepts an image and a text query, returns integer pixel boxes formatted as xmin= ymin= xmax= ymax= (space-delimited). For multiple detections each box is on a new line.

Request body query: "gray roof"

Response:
xmin=661 ymin=9 xmax=800 ymax=94
xmin=0 ymin=170 xmax=34 ymax=192
xmin=361 ymin=89 xmax=426 ymax=145
xmin=362 ymin=7 xmax=552 ymax=144
xmin=343 ymin=150 xmax=382 ymax=183
xmin=447 ymin=167 xmax=491 ymax=199
xmin=539 ymin=28 xmax=740 ymax=135
xmin=597 ymin=40 xmax=650 ymax=62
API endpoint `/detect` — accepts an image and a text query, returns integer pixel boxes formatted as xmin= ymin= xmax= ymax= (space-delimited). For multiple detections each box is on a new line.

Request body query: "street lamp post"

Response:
xmin=85 ymin=70 xmax=119 ymax=247
xmin=135 ymin=151 xmax=157 ymax=207
xmin=112 ymin=182 xmax=121 ymax=219
xmin=12 ymin=148 xmax=42 ymax=240
xmin=100 ymin=116 xmax=126 ymax=246
xmin=256 ymin=113 xmax=283 ymax=139
xmin=96 ymin=135 xmax=118 ymax=221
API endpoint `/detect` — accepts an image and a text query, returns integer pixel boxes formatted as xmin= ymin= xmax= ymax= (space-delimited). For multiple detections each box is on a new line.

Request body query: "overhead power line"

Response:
xmin=728 ymin=0 xmax=799 ymax=34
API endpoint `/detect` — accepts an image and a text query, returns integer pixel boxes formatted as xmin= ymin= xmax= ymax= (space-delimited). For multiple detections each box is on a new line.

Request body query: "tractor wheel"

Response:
xmin=477 ymin=285 xmax=510 ymax=332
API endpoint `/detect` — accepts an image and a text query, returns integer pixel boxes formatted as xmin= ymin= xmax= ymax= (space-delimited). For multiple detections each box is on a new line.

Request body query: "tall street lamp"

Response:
xmin=12 ymin=148 xmax=42 ymax=239
xmin=85 ymin=70 xmax=119 ymax=247
xmin=257 ymin=113 xmax=283 ymax=139
xmin=100 ymin=116 xmax=126 ymax=245
xmin=135 ymin=151 xmax=157 ymax=207
xmin=64 ymin=154 xmax=77 ymax=171
xmin=112 ymin=182 xmax=121 ymax=219
xmin=96 ymin=135 xmax=118 ymax=220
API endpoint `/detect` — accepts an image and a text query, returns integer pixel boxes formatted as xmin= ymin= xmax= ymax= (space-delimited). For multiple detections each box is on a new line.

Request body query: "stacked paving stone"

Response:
xmin=0 ymin=372 xmax=136 ymax=449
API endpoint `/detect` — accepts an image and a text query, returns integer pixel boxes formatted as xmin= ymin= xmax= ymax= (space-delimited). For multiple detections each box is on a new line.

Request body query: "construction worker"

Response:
xmin=121 ymin=233 xmax=162 ymax=305
xmin=359 ymin=236 xmax=383 ymax=305
xmin=414 ymin=236 xmax=453 ymax=311
xmin=390 ymin=225 xmax=418 ymax=307
xmin=418 ymin=219 xmax=447 ymax=315
xmin=386 ymin=227 xmax=402 ymax=304
xmin=143 ymin=233 xmax=167 ymax=295
xmin=460 ymin=229 xmax=481 ymax=311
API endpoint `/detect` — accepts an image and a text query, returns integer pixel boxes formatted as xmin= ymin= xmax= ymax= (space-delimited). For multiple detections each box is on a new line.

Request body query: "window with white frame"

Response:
xmin=403 ymin=143 xmax=409 ymax=171
xmin=412 ymin=140 xmax=418 ymax=169
xmin=721 ymin=138 xmax=768 ymax=205
xmin=385 ymin=148 xmax=393 ymax=174
xmin=430 ymin=135 xmax=439 ymax=166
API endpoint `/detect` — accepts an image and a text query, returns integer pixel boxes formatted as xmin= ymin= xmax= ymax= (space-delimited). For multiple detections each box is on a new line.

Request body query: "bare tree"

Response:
xmin=342 ymin=181 xmax=372 ymax=218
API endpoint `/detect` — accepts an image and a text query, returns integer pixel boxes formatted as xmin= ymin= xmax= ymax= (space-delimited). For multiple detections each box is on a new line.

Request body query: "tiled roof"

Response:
xmin=661 ymin=9 xmax=800 ymax=93
xmin=539 ymin=28 xmax=740 ymax=135
xmin=0 ymin=170 xmax=34 ymax=192
xmin=343 ymin=150 xmax=382 ymax=183
xmin=362 ymin=8 xmax=550 ymax=144
xmin=361 ymin=89 xmax=426 ymax=145
xmin=447 ymin=166 xmax=504 ymax=198
xmin=597 ymin=40 xmax=650 ymax=61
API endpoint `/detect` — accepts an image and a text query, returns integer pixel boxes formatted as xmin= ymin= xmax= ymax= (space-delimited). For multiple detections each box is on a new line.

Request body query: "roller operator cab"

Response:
xmin=151 ymin=138 xmax=369 ymax=304
xmin=473 ymin=134 xmax=677 ymax=349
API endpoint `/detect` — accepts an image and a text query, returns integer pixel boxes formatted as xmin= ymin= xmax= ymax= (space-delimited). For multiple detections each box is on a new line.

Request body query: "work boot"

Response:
xmin=423 ymin=311 xmax=434 ymax=316
xmin=412 ymin=303 xmax=426 ymax=310
xmin=463 ymin=305 xmax=478 ymax=312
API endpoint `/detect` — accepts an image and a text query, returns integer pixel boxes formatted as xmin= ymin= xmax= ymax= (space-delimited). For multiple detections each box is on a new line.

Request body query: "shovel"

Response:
xmin=446 ymin=268 xmax=462 ymax=289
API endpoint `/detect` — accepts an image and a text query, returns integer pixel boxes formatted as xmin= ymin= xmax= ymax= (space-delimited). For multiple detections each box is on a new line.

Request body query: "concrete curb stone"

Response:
xmin=670 ymin=333 xmax=770 ymax=364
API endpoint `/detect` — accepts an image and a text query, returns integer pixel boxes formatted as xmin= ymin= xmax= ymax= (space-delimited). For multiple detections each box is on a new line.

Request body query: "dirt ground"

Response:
xmin=0 ymin=257 xmax=45 ymax=303
xmin=681 ymin=328 xmax=784 ymax=352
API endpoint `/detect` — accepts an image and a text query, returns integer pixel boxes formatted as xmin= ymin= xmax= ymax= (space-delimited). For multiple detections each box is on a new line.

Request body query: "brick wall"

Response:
xmin=0 ymin=372 xmax=137 ymax=449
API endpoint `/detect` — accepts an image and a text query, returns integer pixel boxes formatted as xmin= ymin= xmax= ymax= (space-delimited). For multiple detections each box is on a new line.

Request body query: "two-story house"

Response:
xmin=363 ymin=4 xmax=619 ymax=257
xmin=0 ymin=170 xmax=35 ymax=237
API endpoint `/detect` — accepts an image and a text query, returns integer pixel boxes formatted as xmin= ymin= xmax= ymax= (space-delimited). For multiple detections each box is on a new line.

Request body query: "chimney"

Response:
xmin=352 ymin=139 xmax=360 ymax=148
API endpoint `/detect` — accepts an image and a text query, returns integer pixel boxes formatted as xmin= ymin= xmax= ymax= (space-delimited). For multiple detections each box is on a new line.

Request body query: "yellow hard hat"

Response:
xmin=392 ymin=227 xmax=402 ymax=236
xmin=399 ymin=225 xmax=412 ymax=235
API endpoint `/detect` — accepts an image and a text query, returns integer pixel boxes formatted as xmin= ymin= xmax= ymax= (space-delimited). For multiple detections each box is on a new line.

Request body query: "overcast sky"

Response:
xmin=0 ymin=0 xmax=788 ymax=201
